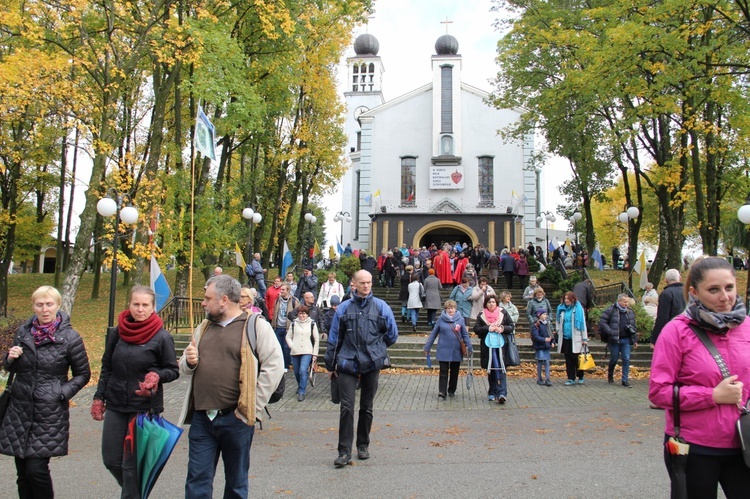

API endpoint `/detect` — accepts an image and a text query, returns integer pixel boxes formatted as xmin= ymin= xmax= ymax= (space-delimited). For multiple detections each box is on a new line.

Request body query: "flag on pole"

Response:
xmin=633 ymin=252 xmax=649 ymax=289
xmin=150 ymin=255 xmax=171 ymax=313
xmin=313 ymin=240 xmax=321 ymax=257
xmin=511 ymin=190 xmax=519 ymax=200
xmin=374 ymin=189 xmax=381 ymax=197
xmin=591 ymin=245 xmax=603 ymax=269
xmin=548 ymin=237 xmax=560 ymax=253
xmin=336 ymin=237 xmax=344 ymax=255
xmin=195 ymin=106 xmax=216 ymax=160
xmin=406 ymin=188 xmax=414 ymax=202
xmin=234 ymin=243 xmax=246 ymax=270
xmin=364 ymin=193 xmax=372 ymax=203
xmin=280 ymin=241 xmax=293 ymax=277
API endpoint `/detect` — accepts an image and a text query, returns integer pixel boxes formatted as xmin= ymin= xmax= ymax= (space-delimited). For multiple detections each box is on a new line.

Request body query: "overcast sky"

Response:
xmin=324 ymin=0 xmax=571 ymax=246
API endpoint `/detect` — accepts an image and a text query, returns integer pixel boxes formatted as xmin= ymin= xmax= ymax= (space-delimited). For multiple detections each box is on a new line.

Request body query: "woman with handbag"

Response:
xmin=0 ymin=286 xmax=91 ymax=498
xmin=474 ymin=295 xmax=514 ymax=404
xmin=91 ymin=285 xmax=179 ymax=498
xmin=556 ymin=291 xmax=588 ymax=386
xmin=286 ymin=305 xmax=320 ymax=402
xmin=407 ymin=273 xmax=424 ymax=332
xmin=424 ymin=300 xmax=473 ymax=399
xmin=649 ymin=256 xmax=750 ymax=498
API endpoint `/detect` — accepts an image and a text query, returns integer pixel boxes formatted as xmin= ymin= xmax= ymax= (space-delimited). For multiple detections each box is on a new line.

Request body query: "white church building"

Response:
xmin=339 ymin=32 xmax=538 ymax=254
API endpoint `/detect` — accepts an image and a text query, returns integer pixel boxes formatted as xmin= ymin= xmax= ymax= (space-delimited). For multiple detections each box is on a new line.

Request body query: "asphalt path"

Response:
xmin=0 ymin=374 xmax=671 ymax=498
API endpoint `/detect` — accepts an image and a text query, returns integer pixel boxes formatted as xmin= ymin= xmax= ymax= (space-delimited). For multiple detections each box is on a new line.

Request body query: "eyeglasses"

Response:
xmin=241 ymin=295 xmax=251 ymax=299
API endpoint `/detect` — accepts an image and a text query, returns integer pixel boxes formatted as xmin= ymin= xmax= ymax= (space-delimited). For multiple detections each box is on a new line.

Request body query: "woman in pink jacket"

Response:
xmin=649 ymin=256 xmax=750 ymax=498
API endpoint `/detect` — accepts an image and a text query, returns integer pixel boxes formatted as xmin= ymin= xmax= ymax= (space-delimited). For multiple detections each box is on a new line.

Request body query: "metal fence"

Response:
xmin=593 ymin=282 xmax=635 ymax=308
xmin=161 ymin=297 xmax=205 ymax=334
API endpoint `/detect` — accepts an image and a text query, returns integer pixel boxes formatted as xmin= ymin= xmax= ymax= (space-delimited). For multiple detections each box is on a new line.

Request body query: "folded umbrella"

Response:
xmin=136 ymin=413 xmax=184 ymax=499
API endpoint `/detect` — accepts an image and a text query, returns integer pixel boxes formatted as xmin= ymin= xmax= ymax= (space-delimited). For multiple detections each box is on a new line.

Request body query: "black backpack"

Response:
xmin=245 ymin=314 xmax=285 ymax=405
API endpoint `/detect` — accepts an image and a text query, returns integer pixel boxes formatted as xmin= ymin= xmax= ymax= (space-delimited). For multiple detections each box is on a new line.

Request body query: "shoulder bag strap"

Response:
xmin=688 ymin=324 xmax=731 ymax=379
xmin=673 ymin=385 xmax=682 ymax=439
xmin=4 ymin=370 xmax=15 ymax=389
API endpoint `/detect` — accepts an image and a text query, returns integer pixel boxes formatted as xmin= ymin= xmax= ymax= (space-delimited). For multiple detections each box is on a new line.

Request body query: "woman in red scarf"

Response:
xmin=90 ymin=285 xmax=179 ymax=497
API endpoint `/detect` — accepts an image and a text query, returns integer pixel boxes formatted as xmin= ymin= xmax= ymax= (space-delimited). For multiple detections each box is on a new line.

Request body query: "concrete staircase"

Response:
xmin=172 ymin=273 xmax=653 ymax=370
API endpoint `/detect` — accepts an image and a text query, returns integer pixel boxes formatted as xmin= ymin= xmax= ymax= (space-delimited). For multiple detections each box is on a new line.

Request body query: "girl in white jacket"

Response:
xmin=286 ymin=306 xmax=320 ymax=401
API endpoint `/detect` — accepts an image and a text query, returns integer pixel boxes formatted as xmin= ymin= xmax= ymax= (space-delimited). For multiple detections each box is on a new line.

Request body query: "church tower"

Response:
xmin=341 ymin=33 xmax=385 ymax=247
xmin=431 ymin=34 xmax=462 ymax=163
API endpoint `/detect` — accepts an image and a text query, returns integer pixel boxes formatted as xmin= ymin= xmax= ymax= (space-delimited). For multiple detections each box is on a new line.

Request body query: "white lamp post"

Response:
xmin=737 ymin=203 xmax=750 ymax=308
xmin=617 ymin=206 xmax=640 ymax=288
xmin=304 ymin=212 xmax=318 ymax=264
xmin=241 ymin=207 xmax=263 ymax=265
xmin=571 ymin=211 xmax=582 ymax=251
xmin=536 ymin=211 xmax=556 ymax=262
xmin=333 ymin=211 xmax=352 ymax=248
xmin=97 ymin=191 xmax=139 ymax=338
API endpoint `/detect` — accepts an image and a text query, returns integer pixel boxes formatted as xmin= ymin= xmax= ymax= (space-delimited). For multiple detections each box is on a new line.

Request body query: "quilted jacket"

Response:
xmin=0 ymin=312 xmax=91 ymax=458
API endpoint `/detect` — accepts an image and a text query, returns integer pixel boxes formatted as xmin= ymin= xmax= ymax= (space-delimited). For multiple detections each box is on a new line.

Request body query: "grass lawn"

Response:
xmin=4 ymin=270 xmax=211 ymax=385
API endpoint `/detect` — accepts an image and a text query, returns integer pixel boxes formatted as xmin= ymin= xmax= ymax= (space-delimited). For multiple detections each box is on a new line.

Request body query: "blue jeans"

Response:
xmin=609 ymin=338 xmax=632 ymax=383
xmin=185 ymin=410 xmax=255 ymax=499
xmin=255 ymin=278 xmax=267 ymax=299
xmin=275 ymin=327 xmax=291 ymax=368
xmin=291 ymin=354 xmax=312 ymax=395
xmin=488 ymin=348 xmax=507 ymax=397
xmin=410 ymin=308 xmax=419 ymax=326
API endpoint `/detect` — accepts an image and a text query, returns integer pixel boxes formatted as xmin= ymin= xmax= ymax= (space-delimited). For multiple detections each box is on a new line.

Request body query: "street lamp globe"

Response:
xmin=627 ymin=206 xmax=640 ymax=219
xmin=333 ymin=214 xmax=340 ymax=222
xmin=242 ymin=207 xmax=254 ymax=220
xmin=119 ymin=206 xmax=139 ymax=225
xmin=304 ymin=212 xmax=313 ymax=223
xmin=738 ymin=205 xmax=750 ymax=224
xmin=345 ymin=215 xmax=352 ymax=223
xmin=572 ymin=212 xmax=582 ymax=223
xmin=618 ymin=212 xmax=630 ymax=224
xmin=252 ymin=213 xmax=262 ymax=224
xmin=547 ymin=214 xmax=556 ymax=223
xmin=536 ymin=215 xmax=543 ymax=224
xmin=97 ymin=197 xmax=117 ymax=217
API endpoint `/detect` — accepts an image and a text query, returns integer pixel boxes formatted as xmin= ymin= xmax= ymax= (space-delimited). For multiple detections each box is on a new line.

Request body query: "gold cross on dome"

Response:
xmin=440 ymin=17 xmax=453 ymax=34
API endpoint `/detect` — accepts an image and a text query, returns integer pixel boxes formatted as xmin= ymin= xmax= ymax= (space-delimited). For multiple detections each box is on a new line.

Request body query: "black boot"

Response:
xmin=608 ymin=366 xmax=615 ymax=384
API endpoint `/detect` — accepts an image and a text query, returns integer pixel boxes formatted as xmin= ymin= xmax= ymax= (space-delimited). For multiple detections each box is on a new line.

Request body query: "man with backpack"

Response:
xmin=179 ymin=274 xmax=284 ymax=498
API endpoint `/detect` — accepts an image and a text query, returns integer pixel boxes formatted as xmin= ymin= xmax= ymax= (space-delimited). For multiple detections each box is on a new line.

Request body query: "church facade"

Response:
xmin=339 ymin=33 xmax=538 ymax=254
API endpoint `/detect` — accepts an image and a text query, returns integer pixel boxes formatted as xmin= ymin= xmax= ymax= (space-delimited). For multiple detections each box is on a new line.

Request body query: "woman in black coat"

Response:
xmin=398 ymin=266 xmax=414 ymax=322
xmin=0 ymin=286 xmax=91 ymax=498
xmin=91 ymin=285 xmax=179 ymax=497
xmin=474 ymin=295 xmax=515 ymax=404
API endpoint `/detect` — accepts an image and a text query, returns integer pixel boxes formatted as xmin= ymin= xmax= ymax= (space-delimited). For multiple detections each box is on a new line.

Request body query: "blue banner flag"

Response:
xmin=280 ymin=240 xmax=293 ymax=277
xmin=195 ymin=106 xmax=216 ymax=160
xmin=150 ymin=255 xmax=172 ymax=312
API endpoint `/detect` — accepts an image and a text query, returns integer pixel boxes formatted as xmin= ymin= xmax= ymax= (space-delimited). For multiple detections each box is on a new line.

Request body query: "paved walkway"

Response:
xmin=0 ymin=373 xmax=670 ymax=498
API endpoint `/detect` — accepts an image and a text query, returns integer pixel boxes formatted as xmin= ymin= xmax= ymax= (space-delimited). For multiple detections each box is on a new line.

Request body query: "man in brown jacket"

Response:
xmin=179 ymin=274 xmax=283 ymax=498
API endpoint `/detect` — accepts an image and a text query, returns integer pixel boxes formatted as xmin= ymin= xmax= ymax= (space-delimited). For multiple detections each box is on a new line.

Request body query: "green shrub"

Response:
xmin=528 ymin=255 xmax=541 ymax=272
xmin=586 ymin=304 xmax=653 ymax=343
xmin=315 ymin=267 xmax=349 ymax=287
xmin=538 ymin=267 xmax=562 ymax=286
xmin=338 ymin=255 xmax=361 ymax=279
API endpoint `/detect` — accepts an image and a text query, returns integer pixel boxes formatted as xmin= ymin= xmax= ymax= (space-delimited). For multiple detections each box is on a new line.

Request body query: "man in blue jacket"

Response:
xmin=325 ymin=270 xmax=398 ymax=468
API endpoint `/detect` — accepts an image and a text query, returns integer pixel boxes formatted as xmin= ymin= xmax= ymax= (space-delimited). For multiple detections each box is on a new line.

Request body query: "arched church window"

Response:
xmin=401 ymin=157 xmax=417 ymax=207
xmin=369 ymin=63 xmax=375 ymax=73
xmin=441 ymin=135 xmax=453 ymax=155
xmin=478 ymin=156 xmax=494 ymax=207
xmin=360 ymin=63 xmax=367 ymax=74
xmin=353 ymin=65 xmax=359 ymax=73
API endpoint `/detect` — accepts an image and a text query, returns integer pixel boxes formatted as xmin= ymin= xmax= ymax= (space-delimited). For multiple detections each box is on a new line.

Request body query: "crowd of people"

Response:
xmin=4 ymin=245 xmax=750 ymax=498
